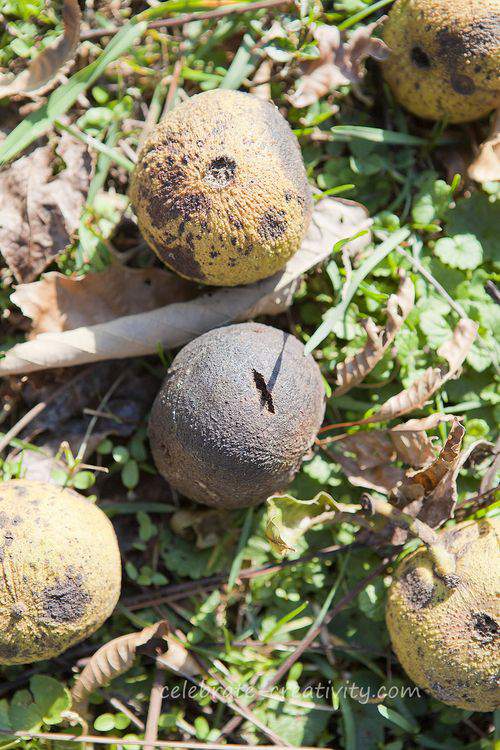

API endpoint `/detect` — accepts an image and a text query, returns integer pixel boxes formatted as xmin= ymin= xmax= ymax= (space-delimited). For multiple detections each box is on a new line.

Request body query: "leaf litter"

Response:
xmin=0 ymin=131 xmax=92 ymax=282
xmin=1 ymin=197 xmax=372 ymax=375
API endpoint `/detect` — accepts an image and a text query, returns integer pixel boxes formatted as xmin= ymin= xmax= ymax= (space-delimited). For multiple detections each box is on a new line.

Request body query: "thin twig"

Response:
xmin=220 ymin=557 xmax=391 ymax=738
xmin=395 ymin=246 xmax=467 ymax=319
xmin=144 ymin=668 xmax=166 ymax=750
xmin=0 ymin=731 xmax=321 ymax=750
xmin=80 ymin=0 xmax=291 ymax=41
xmin=123 ymin=542 xmax=360 ymax=610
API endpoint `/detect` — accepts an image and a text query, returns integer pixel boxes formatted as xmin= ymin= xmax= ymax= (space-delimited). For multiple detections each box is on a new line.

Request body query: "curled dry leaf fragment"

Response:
xmin=71 ymin=620 xmax=200 ymax=717
xmin=0 ymin=132 xmax=92 ymax=282
xmin=2 ymin=198 xmax=371 ymax=376
xmin=0 ymin=0 xmax=81 ymax=99
xmin=324 ymin=414 xmax=456 ymax=494
xmin=290 ymin=20 xmax=390 ymax=108
xmin=12 ymin=265 xmax=197 ymax=336
xmin=370 ymin=318 xmax=478 ymax=423
xmin=468 ymin=109 xmax=500 ymax=183
xmin=333 ymin=273 xmax=414 ymax=396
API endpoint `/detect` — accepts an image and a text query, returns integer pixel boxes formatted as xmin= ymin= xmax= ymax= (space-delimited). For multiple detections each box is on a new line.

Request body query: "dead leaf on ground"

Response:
xmin=0 ymin=132 xmax=92 ymax=282
xmin=12 ymin=264 xmax=197 ymax=336
xmin=0 ymin=0 xmax=81 ymax=99
xmin=391 ymin=420 xmax=493 ymax=531
xmin=71 ymin=620 xmax=200 ymax=717
xmin=170 ymin=508 xmax=229 ymax=549
xmin=289 ymin=20 xmax=389 ymax=108
xmin=333 ymin=273 xmax=414 ymax=396
xmin=323 ymin=414 xmax=456 ymax=494
xmin=1 ymin=197 xmax=372 ymax=375
xmin=468 ymin=109 xmax=500 ymax=183
xmin=369 ymin=318 xmax=477 ymax=423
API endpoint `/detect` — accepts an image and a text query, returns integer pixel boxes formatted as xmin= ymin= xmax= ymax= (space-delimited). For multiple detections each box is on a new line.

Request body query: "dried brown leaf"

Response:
xmin=333 ymin=273 xmax=414 ymax=396
xmin=327 ymin=414 xmax=455 ymax=494
xmin=0 ymin=132 xmax=92 ymax=282
xmin=0 ymin=0 xmax=81 ymax=98
xmin=71 ymin=621 xmax=200 ymax=716
xmin=370 ymin=319 xmax=477 ymax=423
xmin=12 ymin=265 xmax=196 ymax=336
xmin=480 ymin=436 xmax=500 ymax=494
xmin=393 ymin=420 xmax=466 ymax=529
xmin=1 ymin=197 xmax=372 ymax=376
xmin=289 ymin=20 xmax=389 ymax=108
xmin=468 ymin=109 xmax=500 ymax=183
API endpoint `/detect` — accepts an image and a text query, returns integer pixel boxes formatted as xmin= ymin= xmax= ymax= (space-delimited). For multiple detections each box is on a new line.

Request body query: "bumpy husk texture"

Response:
xmin=382 ymin=0 xmax=500 ymax=122
xmin=0 ymin=480 xmax=121 ymax=664
xmin=130 ymin=89 xmax=313 ymax=286
xmin=386 ymin=516 xmax=500 ymax=711
xmin=149 ymin=322 xmax=326 ymax=508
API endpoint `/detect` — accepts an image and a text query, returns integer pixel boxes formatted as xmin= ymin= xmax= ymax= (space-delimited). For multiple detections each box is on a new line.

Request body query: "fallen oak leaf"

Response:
xmin=468 ymin=109 xmax=500 ymax=183
xmin=1 ymin=198 xmax=372 ymax=375
xmin=0 ymin=0 xmax=81 ymax=99
xmin=333 ymin=273 xmax=414 ymax=396
xmin=71 ymin=620 xmax=200 ymax=717
xmin=0 ymin=132 xmax=92 ymax=282
xmin=289 ymin=20 xmax=389 ymax=108
xmin=12 ymin=264 xmax=196 ymax=335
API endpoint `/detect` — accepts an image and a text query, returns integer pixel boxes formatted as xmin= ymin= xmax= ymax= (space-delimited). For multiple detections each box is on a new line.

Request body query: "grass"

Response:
xmin=0 ymin=0 xmax=498 ymax=748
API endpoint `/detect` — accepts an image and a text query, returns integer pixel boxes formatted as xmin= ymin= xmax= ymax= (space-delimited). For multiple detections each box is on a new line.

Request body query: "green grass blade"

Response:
xmin=262 ymin=600 xmax=309 ymax=643
xmin=219 ymin=33 xmax=259 ymax=89
xmin=304 ymin=227 xmax=411 ymax=355
xmin=0 ymin=21 xmax=147 ymax=165
xmin=331 ymin=125 xmax=427 ymax=146
xmin=338 ymin=0 xmax=394 ymax=30
xmin=227 ymin=507 xmax=254 ymax=592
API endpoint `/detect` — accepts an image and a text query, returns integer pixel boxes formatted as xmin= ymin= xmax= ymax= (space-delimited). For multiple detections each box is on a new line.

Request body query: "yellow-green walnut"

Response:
xmin=0 ymin=480 xmax=121 ymax=664
xmin=386 ymin=516 xmax=500 ymax=711
xmin=130 ymin=89 xmax=313 ymax=286
xmin=382 ymin=0 xmax=500 ymax=122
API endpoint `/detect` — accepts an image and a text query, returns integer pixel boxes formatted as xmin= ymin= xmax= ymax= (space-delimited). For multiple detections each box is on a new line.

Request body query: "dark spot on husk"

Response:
xmin=401 ymin=567 xmax=434 ymax=608
xmin=436 ymin=19 xmax=500 ymax=65
xmin=11 ymin=603 xmax=26 ymax=619
xmin=42 ymin=571 xmax=90 ymax=623
xmin=155 ymin=244 xmax=206 ymax=282
xmin=0 ymin=643 xmax=18 ymax=660
xmin=259 ymin=209 xmax=287 ymax=241
xmin=471 ymin=612 xmax=498 ymax=646
xmin=252 ymin=370 xmax=275 ymax=414
xmin=450 ymin=72 xmax=476 ymax=95
xmin=204 ymin=156 xmax=237 ymax=188
xmin=411 ymin=45 xmax=431 ymax=69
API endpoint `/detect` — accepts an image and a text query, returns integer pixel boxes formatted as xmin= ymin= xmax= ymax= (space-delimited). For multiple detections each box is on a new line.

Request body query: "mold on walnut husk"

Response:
xmin=0 ymin=480 xmax=121 ymax=664
xmin=129 ymin=90 xmax=313 ymax=286
xmin=148 ymin=322 xmax=326 ymax=508
xmin=382 ymin=0 xmax=500 ymax=122
xmin=386 ymin=516 xmax=500 ymax=711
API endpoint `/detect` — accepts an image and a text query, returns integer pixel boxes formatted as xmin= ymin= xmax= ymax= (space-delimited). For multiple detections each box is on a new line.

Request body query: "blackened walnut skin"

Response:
xmin=149 ymin=323 xmax=326 ymax=508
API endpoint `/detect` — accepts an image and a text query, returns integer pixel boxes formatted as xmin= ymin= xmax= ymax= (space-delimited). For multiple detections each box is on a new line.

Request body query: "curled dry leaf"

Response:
xmin=333 ymin=273 xmax=414 ymax=396
xmin=468 ymin=109 xmax=500 ymax=183
xmin=2 ymin=197 xmax=372 ymax=376
xmin=324 ymin=414 xmax=456 ymax=494
xmin=12 ymin=264 xmax=196 ymax=336
xmin=0 ymin=0 xmax=81 ymax=98
xmin=71 ymin=620 xmax=200 ymax=716
xmin=369 ymin=318 xmax=478 ymax=423
xmin=0 ymin=132 xmax=92 ymax=282
xmin=290 ymin=20 xmax=390 ymax=108
xmin=391 ymin=419 xmax=491 ymax=530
